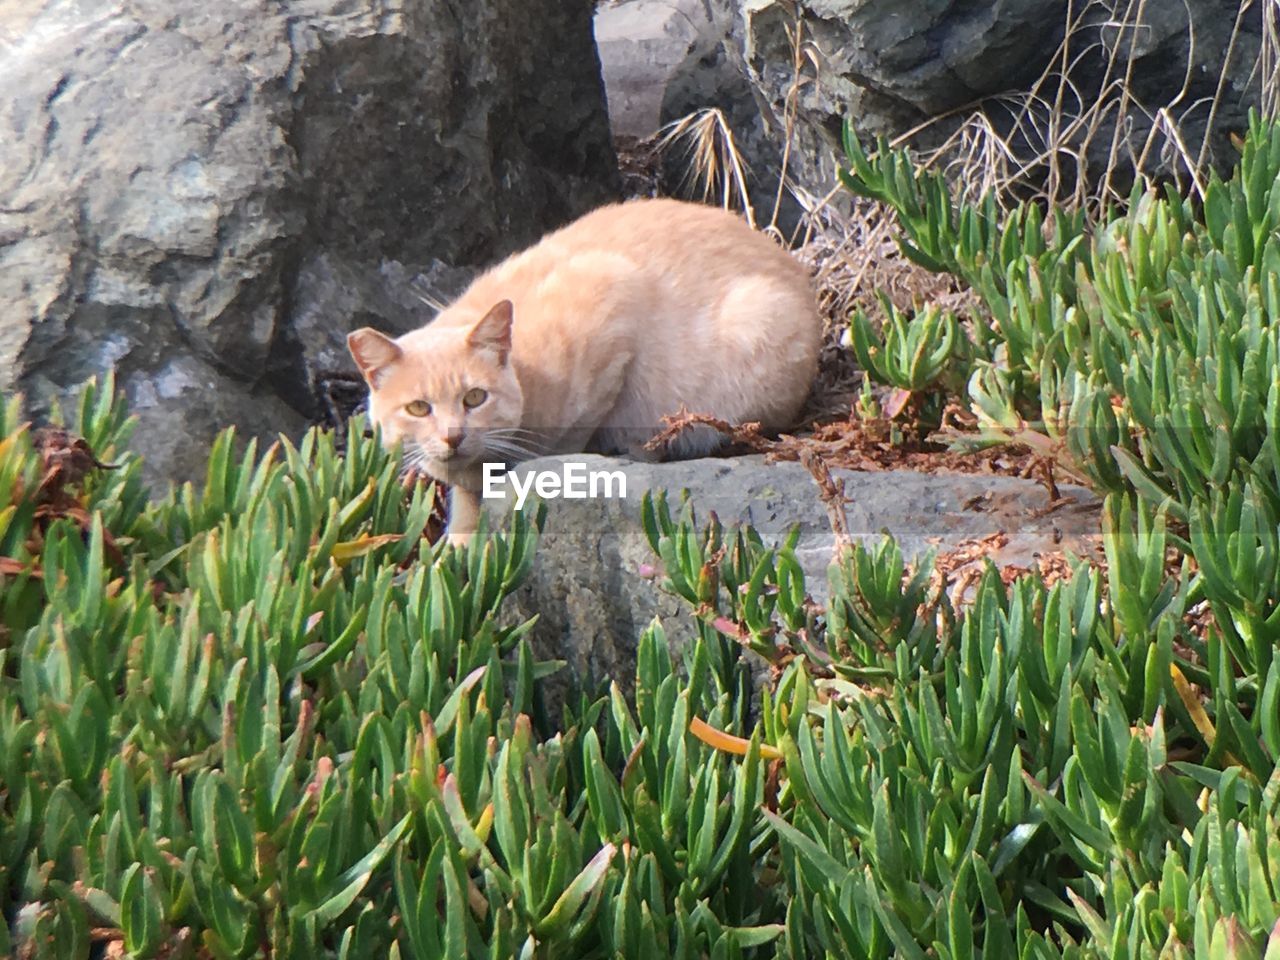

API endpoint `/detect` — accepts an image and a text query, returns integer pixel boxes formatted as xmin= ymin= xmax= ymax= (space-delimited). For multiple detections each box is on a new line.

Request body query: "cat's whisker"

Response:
xmin=481 ymin=441 xmax=542 ymax=463
xmin=480 ymin=430 xmax=550 ymax=461
xmin=481 ymin=442 xmax=537 ymax=463
xmin=483 ymin=439 xmax=546 ymax=460
xmin=486 ymin=425 xmax=547 ymax=439
xmin=483 ymin=432 xmax=547 ymax=451
xmin=486 ymin=427 xmax=544 ymax=440
xmin=401 ymin=444 xmax=433 ymax=476
xmin=485 ymin=429 xmax=546 ymax=448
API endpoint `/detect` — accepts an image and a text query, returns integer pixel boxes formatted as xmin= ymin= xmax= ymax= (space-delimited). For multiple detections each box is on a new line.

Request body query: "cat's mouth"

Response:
xmin=403 ymin=441 xmax=477 ymax=480
xmin=424 ymin=448 xmax=489 ymax=480
xmin=405 ymin=435 xmax=527 ymax=480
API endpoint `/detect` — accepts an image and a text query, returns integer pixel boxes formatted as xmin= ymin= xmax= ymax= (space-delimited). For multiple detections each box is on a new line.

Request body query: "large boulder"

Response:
xmin=1 ymin=0 xmax=618 ymax=484
xmin=713 ymin=0 xmax=1263 ymax=198
xmin=596 ymin=0 xmax=713 ymax=140
xmin=488 ymin=454 xmax=1101 ymax=697
xmin=595 ymin=0 xmax=804 ymax=233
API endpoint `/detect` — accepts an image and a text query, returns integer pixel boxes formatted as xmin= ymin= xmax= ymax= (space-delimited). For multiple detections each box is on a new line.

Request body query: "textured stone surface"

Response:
xmin=713 ymin=0 xmax=1263 ymax=197
xmin=595 ymin=0 xmax=711 ymax=139
xmin=285 ymin=254 xmax=478 ymax=416
xmin=1 ymin=0 xmax=617 ymax=484
xmin=487 ymin=454 xmax=1100 ymax=696
xmin=595 ymin=0 xmax=803 ymax=233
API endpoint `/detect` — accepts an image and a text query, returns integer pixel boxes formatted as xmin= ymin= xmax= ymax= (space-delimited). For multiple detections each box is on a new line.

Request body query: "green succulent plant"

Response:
xmin=9 ymin=112 xmax=1280 ymax=959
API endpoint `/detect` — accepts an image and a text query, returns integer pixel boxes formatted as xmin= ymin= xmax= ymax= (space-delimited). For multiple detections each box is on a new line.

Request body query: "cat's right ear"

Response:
xmin=347 ymin=328 xmax=402 ymax=386
xmin=467 ymin=300 xmax=514 ymax=365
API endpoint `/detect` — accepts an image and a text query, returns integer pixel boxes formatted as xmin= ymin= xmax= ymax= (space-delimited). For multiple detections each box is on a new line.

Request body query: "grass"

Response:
xmin=654 ymin=107 xmax=758 ymax=228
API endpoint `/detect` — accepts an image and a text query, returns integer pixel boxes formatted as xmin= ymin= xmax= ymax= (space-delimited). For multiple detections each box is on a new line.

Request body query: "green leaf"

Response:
xmin=121 ymin=864 xmax=166 ymax=956
xmin=534 ymin=843 xmax=617 ymax=940
xmin=306 ymin=813 xmax=412 ymax=925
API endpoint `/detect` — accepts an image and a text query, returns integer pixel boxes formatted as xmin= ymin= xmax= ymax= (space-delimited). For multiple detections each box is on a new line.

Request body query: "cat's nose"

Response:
xmin=443 ymin=431 xmax=463 ymax=450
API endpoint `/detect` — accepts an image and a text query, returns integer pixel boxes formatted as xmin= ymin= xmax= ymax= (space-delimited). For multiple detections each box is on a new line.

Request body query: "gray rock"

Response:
xmin=485 ymin=453 xmax=1100 ymax=696
xmin=2 ymin=0 xmax=617 ymax=485
xmin=596 ymin=0 xmax=713 ymax=139
xmin=283 ymin=254 xmax=479 ymax=416
xmin=709 ymin=0 xmax=1263 ymax=202
xmin=595 ymin=0 xmax=805 ymax=235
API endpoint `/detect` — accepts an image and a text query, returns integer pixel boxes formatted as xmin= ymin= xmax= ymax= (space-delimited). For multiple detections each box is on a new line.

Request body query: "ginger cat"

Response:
xmin=347 ymin=198 xmax=821 ymax=544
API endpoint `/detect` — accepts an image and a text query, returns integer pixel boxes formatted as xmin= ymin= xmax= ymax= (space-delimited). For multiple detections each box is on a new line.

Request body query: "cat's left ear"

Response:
xmin=347 ymin=328 xmax=402 ymax=386
xmin=467 ymin=300 xmax=514 ymax=365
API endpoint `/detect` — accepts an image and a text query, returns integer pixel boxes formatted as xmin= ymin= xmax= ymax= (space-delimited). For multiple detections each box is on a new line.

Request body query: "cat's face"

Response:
xmin=347 ymin=301 xmax=525 ymax=485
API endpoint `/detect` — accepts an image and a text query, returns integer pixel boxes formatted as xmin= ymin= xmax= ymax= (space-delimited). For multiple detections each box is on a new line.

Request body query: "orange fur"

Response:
xmin=348 ymin=198 xmax=821 ymax=541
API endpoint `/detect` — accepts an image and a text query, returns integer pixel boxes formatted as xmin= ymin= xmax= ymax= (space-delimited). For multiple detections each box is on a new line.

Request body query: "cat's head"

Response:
xmin=347 ymin=300 xmax=525 ymax=483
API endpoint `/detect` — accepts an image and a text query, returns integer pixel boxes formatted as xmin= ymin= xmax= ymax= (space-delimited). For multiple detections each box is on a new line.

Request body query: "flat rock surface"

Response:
xmin=487 ymin=454 xmax=1101 ymax=695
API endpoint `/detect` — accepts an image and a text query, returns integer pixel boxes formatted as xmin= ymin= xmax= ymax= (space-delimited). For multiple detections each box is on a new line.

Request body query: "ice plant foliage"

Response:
xmin=0 ymin=381 xmax=786 ymax=957
xmin=7 ymin=116 xmax=1280 ymax=957
xmin=639 ymin=487 xmax=1280 ymax=960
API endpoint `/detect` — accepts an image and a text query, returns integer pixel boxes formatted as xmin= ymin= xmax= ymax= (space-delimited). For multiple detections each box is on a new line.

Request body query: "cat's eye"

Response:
xmin=404 ymin=400 xmax=432 ymax=417
xmin=463 ymin=388 xmax=488 ymax=409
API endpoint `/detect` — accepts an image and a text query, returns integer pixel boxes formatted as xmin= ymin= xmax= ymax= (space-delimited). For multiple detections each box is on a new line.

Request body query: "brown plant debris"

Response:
xmin=400 ymin=468 xmax=449 ymax=548
xmin=616 ymin=133 xmax=663 ymax=200
xmin=930 ymin=531 xmax=1091 ymax=606
xmin=792 ymin=198 xmax=984 ymax=423
xmin=31 ymin=426 xmax=119 ymax=507
xmin=793 ymin=198 xmax=979 ymax=327
xmin=646 ymin=406 xmax=1044 ymax=480
xmin=797 ymin=446 xmax=852 ymax=556
xmin=9 ymin=427 xmax=126 ymax=572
